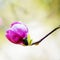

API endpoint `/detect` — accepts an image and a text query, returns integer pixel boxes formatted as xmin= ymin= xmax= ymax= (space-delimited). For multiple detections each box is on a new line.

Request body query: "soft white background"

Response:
xmin=0 ymin=0 xmax=60 ymax=60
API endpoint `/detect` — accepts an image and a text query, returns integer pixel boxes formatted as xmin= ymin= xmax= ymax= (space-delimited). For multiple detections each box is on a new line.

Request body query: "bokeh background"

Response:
xmin=0 ymin=0 xmax=60 ymax=60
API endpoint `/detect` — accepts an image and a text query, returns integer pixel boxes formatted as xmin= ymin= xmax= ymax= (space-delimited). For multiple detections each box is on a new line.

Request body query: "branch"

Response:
xmin=31 ymin=25 xmax=60 ymax=45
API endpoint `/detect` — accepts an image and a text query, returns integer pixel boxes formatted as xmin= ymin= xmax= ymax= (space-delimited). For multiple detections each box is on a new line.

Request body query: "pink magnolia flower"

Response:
xmin=0 ymin=18 xmax=3 ymax=26
xmin=5 ymin=22 xmax=28 ymax=45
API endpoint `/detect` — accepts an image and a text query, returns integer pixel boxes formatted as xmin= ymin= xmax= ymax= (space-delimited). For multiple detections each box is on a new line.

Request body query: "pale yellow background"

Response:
xmin=0 ymin=0 xmax=60 ymax=60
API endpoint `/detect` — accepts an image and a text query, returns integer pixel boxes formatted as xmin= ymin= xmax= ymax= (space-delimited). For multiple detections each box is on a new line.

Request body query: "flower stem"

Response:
xmin=31 ymin=25 xmax=60 ymax=45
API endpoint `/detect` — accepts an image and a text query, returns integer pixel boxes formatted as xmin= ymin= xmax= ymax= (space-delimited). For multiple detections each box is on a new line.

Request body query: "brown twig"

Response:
xmin=31 ymin=25 xmax=60 ymax=45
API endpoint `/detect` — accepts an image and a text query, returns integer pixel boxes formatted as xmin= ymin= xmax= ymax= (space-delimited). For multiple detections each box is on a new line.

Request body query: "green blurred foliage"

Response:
xmin=33 ymin=0 xmax=60 ymax=16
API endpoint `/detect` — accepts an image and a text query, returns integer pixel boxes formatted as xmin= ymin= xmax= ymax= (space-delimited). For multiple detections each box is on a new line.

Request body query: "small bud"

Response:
xmin=5 ymin=22 xmax=29 ymax=45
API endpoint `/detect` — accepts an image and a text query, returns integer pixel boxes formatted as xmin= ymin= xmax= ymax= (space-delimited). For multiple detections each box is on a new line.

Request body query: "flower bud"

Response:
xmin=5 ymin=22 xmax=28 ymax=45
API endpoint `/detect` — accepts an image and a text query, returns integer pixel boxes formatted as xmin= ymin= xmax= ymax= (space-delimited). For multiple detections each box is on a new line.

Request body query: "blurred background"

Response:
xmin=0 ymin=0 xmax=60 ymax=60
